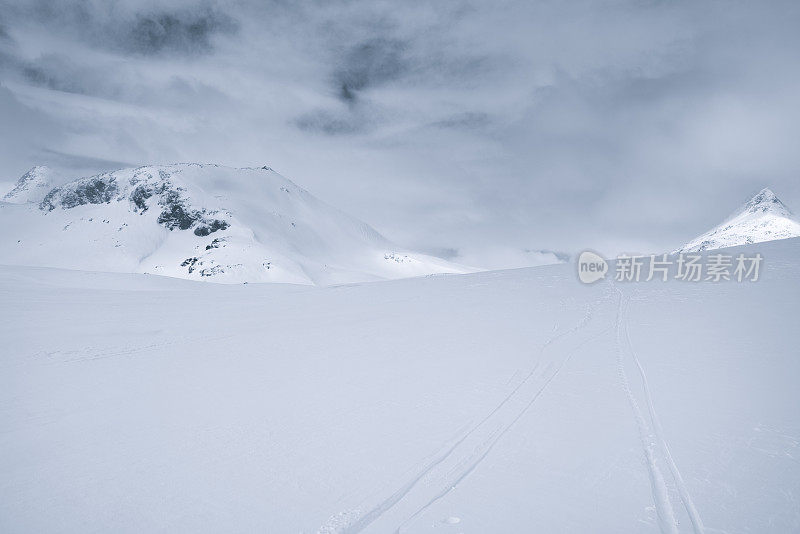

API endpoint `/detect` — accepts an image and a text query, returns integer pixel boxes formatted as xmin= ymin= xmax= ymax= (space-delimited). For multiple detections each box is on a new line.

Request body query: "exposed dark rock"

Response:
xmin=194 ymin=219 xmax=229 ymax=236
xmin=181 ymin=257 xmax=199 ymax=273
xmin=157 ymin=190 xmax=202 ymax=230
xmin=205 ymin=237 xmax=225 ymax=250
xmin=41 ymin=176 xmax=119 ymax=211
xmin=199 ymin=265 xmax=224 ymax=277
xmin=39 ymin=167 xmax=231 ymax=236
xmin=129 ymin=180 xmax=168 ymax=212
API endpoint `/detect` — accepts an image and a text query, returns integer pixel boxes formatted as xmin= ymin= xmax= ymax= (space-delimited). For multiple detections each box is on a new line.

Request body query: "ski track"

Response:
xmin=36 ymin=334 xmax=235 ymax=364
xmin=321 ymin=301 xmax=598 ymax=534
xmin=614 ymin=285 xmax=705 ymax=534
xmin=614 ymin=290 xmax=679 ymax=534
xmin=619 ymin=288 xmax=706 ymax=534
xmin=324 ymin=285 xmax=707 ymax=534
xmin=393 ymin=323 xmax=614 ymax=534
xmin=334 ymin=357 xmax=550 ymax=534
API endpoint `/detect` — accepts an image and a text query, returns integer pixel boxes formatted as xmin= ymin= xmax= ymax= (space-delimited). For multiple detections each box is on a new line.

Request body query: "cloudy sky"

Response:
xmin=1 ymin=0 xmax=799 ymax=266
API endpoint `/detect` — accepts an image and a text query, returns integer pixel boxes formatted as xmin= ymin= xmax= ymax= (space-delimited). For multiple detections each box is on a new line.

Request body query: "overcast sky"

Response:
xmin=1 ymin=0 xmax=799 ymax=266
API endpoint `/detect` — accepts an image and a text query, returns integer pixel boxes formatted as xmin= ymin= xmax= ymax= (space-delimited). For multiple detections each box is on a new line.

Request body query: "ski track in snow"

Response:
xmin=393 ymin=323 xmax=614 ymax=534
xmin=35 ymin=334 xmax=235 ymax=364
xmin=320 ymin=301 xmax=600 ymax=534
xmin=614 ymin=285 xmax=705 ymax=534
xmin=614 ymin=290 xmax=679 ymax=534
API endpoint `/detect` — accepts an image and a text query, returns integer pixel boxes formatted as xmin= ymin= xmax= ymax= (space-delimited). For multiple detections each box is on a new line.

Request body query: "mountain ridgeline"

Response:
xmin=0 ymin=163 xmax=471 ymax=285
xmin=675 ymin=188 xmax=800 ymax=253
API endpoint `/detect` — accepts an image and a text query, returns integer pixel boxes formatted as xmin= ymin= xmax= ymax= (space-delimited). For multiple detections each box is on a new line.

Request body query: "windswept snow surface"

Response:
xmin=1 ymin=238 xmax=800 ymax=533
xmin=675 ymin=188 xmax=800 ymax=253
xmin=0 ymin=163 xmax=471 ymax=285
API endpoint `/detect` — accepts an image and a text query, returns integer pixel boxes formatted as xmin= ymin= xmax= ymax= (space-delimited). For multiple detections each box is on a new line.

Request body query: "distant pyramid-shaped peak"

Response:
xmin=736 ymin=188 xmax=793 ymax=219
xmin=675 ymin=186 xmax=800 ymax=253
xmin=3 ymin=166 xmax=56 ymax=204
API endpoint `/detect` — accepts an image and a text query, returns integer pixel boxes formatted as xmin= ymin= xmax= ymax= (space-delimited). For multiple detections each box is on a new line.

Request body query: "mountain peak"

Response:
xmin=3 ymin=166 xmax=57 ymax=204
xmin=675 ymin=186 xmax=800 ymax=253
xmin=737 ymin=187 xmax=792 ymax=219
xmin=0 ymin=163 xmax=471 ymax=284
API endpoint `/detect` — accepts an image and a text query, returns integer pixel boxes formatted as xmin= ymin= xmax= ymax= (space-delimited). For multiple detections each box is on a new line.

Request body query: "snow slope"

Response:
xmin=675 ymin=188 xmax=800 ymax=253
xmin=1 ymin=238 xmax=799 ymax=533
xmin=2 ymin=166 xmax=58 ymax=204
xmin=0 ymin=163 xmax=471 ymax=285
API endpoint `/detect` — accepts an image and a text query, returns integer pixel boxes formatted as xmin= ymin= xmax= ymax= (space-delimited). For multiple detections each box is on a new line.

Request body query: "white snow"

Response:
xmin=1 ymin=237 xmax=798 ymax=533
xmin=2 ymin=166 xmax=58 ymax=204
xmin=675 ymin=188 xmax=800 ymax=253
xmin=0 ymin=163 xmax=473 ymax=285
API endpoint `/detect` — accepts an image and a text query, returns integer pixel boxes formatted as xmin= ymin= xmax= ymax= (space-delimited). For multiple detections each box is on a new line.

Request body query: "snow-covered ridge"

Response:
xmin=0 ymin=163 xmax=472 ymax=284
xmin=39 ymin=165 xmax=231 ymax=237
xmin=2 ymin=166 xmax=57 ymax=204
xmin=738 ymin=188 xmax=794 ymax=217
xmin=675 ymin=187 xmax=800 ymax=253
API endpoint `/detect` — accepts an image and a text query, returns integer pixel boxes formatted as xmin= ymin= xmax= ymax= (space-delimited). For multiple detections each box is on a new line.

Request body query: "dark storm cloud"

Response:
xmin=4 ymin=1 xmax=238 ymax=56
xmin=122 ymin=7 xmax=238 ymax=56
xmin=333 ymin=38 xmax=407 ymax=103
xmin=20 ymin=54 xmax=90 ymax=95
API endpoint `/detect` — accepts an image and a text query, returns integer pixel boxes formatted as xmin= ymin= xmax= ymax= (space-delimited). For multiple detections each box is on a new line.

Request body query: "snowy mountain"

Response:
xmin=2 ymin=166 xmax=58 ymax=204
xmin=0 ymin=163 xmax=471 ymax=285
xmin=675 ymin=187 xmax=800 ymax=253
xmin=2 ymin=237 xmax=799 ymax=533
